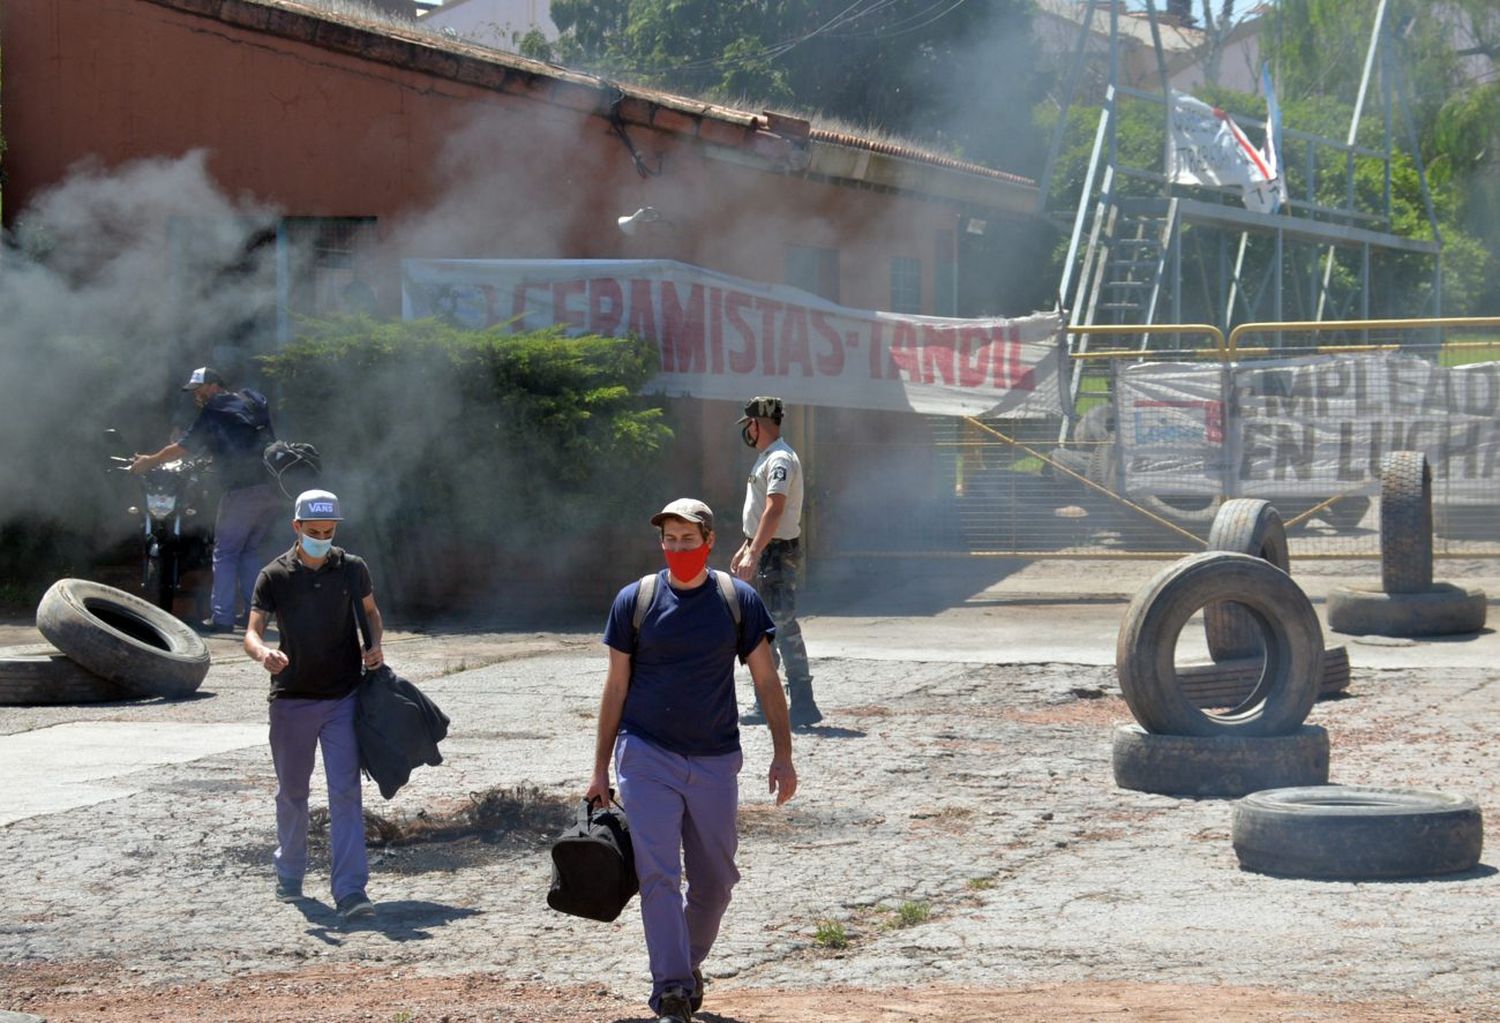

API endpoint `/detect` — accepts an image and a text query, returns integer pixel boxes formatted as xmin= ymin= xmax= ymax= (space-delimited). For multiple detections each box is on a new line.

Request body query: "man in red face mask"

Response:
xmin=587 ymin=498 xmax=797 ymax=1023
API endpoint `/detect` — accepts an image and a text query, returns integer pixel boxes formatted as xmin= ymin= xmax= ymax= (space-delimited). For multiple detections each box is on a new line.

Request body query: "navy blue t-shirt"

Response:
xmin=603 ymin=569 xmax=775 ymax=757
xmin=179 ymin=389 xmax=274 ymax=489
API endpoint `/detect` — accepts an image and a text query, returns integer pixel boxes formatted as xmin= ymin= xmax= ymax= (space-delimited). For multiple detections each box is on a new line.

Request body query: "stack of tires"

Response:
xmin=1177 ymin=499 xmax=1350 ymax=708
xmin=1328 ymin=451 xmax=1488 ymax=638
xmin=0 ymin=578 xmax=211 ymax=706
xmin=1112 ymin=551 xmax=1331 ymax=798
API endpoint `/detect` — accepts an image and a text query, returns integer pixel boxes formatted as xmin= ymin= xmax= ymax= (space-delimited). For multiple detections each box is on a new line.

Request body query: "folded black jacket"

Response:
xmin=354 ymin=665 xmax=450 ymax=800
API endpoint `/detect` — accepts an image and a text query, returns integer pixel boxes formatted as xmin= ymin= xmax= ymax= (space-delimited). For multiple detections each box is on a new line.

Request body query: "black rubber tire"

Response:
xmin=1073 ymin=403 xmax=1115 ymax=443
xmin=1177 ymin=644 xmax=1350 ymax=709
xmin=1138 ymin=493 xmax=1223 ymax=527
xmin=1117 ymin=552 xmax=1322 ymax=737
xmin=1319 ymin=496 xmax=1371 ymax=531
xmin=1086 ymin=439 xmax=1119 ymax=494
xmin=1112 ymin=723 xmax=1329 ymax=798
xmin=1232 ymin=785 xmax=1484 ymax=880
xmin=1380 ymin=451 xmax=1433 ymax=594
xmin=36 ymin=578 xmax=211 ymax=699
xmin=1204 ymin=499 xmax=1289 ymax=660
xmin=1046 ymin=446 xmax=1093 ymax=480
xmin=1326 ymin=584 xmax=1488 ymax=638
xmin=0 ymin=647 xmax=131 ymax=705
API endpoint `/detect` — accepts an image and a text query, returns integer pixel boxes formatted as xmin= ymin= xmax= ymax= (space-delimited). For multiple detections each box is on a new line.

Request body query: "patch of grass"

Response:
xmin=812 ymin=920 xmax=848 ymax=950
xmin=893 ymin=900 xmax=931 ymax=928
xmin=965 ymin=876 xmax=996 ymax=892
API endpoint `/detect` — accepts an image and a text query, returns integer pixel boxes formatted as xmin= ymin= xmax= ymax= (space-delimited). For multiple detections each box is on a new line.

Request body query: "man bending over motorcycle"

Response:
xmin=131 ymin=366 xmax=281 ymax=633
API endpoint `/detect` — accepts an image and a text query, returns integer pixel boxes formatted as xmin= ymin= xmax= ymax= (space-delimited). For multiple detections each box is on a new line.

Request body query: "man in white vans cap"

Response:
xmin=244 ymin=489 xmax=386 ymax=921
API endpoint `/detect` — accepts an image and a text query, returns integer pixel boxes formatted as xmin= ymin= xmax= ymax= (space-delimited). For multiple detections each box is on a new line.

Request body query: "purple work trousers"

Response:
xmin=212 ymin=482 xmax=281 ymax=628
xmin=269 ymin=692 xmax=368 ymax=901
xmin=614 ymin=732 xmax=742 ymax=1014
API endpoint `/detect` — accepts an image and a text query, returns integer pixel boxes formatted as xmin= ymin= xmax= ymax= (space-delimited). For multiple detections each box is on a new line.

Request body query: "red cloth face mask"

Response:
xmin=663 ymin=544 xmax=712 ymax=583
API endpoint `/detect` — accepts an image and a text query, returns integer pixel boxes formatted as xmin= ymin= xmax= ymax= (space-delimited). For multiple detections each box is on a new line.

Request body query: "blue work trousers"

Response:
xmin=269 ymin=692 xmax=368 ymax=901
xmin=615 ymin=732 xmax=742 ymax=1014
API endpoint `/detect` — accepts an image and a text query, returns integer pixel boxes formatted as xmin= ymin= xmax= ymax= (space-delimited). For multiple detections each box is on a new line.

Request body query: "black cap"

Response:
xmin=181 ymin=366 xmax=225 ymax=390
xmin=737 ymin=396 xmax=784 ymax=423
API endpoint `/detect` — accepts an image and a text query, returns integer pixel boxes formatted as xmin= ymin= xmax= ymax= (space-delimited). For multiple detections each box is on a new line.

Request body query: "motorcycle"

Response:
xmin=105 ymin=429 xmax=215 ymax=618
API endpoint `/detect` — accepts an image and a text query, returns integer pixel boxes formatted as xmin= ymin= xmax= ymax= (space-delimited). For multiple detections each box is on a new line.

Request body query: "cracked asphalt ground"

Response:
xmin=1 ymin=559 xmax=1498 ymax=1022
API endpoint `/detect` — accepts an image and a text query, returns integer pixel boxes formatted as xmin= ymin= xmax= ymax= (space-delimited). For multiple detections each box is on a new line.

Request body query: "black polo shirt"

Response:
xmin=251 ymin=546 xmax=372 ymax=701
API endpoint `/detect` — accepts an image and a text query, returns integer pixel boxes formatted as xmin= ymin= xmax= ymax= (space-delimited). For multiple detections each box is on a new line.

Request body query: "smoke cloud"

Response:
xmin=0 ymin=151 xmax=280 ymax=548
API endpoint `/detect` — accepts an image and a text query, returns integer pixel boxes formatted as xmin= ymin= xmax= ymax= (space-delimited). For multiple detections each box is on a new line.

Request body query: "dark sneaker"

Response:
xmin=196 ymin=619 xmax=235 ymax=635
xmin=789 ymin=700 xmax=824 ymax=727
xmin=656 ymin=986 xmax=693 ymax=1023
xmin=690 ymin=968 xmax=704 ymax=1012
xmin=740 ymin=704 xmax=767 ymax=725
xmin=336 ymin=891 xmax=375 ymax=920
xmin=274 ymin=875 xmax=302 ymax=902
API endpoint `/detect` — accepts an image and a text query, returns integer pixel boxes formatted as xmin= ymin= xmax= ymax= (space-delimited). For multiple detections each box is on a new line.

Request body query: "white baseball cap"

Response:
xmin=294 ymin=489 xmax=343 ymax=521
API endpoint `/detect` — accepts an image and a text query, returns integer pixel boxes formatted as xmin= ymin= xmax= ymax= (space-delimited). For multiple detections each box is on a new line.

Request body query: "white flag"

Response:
xmin=1168 ymin=91 xmax=1282 ymax=213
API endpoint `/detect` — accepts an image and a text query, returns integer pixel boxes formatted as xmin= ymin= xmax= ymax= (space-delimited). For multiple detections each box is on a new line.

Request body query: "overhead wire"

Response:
xmin=605 ymin=0 xmax=973 ymax=78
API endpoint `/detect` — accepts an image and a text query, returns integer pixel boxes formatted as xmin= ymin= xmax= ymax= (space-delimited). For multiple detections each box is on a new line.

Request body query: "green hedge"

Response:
xmin=257 ymin=317 xmax=674 ymax=612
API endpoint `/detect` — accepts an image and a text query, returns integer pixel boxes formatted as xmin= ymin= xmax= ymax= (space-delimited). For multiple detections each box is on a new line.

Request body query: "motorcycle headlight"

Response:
xmin=146 ymin=494 xmax=178 ymax=520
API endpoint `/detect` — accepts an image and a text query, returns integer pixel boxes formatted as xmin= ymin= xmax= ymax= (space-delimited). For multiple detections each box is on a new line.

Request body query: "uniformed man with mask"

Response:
xmin=729 ymin=396 xmax=822 ymax=727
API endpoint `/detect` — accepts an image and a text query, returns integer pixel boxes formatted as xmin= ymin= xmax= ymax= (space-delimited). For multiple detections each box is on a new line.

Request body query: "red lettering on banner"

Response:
xmin=628 ymin=279 xmax=659 ymax=362
xmin=588 ymin=277 xmax=624 ymax=336
xmin=780 ymin=307 xmax=813 ymax=377
xmin=992 ymin=325 xmax=1036 ymax=391
xmin=958 ymin=326 xmax=992 ymax=387
xmin=811 ymin=312 xmax=845 ymax=376
xmin=889 ymin=322 xmax=923 ymax=383
xmin=553 ymin=279 xmax=587 ymax=331
xmin=867 ymin=322 xmax=884 ymax=380
xmin=922 ymin=326 xmax=958 ymax=386
xmin=511 ymin=282 xmax=545 ymax=332
xmin=661 ymin=282 xmax=707 ymax=374
xmin=754 ymin=299 xmax=782 ymax=376
xmin=708 ymin=288 xmax=725 ymax=374
xmin=725 ymin=290 xmax=756 ymax=374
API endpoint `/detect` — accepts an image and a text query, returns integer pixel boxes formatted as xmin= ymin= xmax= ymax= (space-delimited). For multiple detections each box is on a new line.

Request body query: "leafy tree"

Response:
xmin=257 ymin=318 xmax=676 ymax=612
xmin=549 ymin=0 xmax=1047 ymax=174
xmin=1265 ymin=0 xmax=1500 ymax=311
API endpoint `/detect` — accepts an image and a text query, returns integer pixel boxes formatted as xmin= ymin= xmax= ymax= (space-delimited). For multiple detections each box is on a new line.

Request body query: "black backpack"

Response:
xmin=546 ymin=795 xmax=639 ymax=923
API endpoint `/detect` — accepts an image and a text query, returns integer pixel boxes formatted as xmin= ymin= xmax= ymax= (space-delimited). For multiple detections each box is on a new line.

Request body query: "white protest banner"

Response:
xmin=402 ymin=259 xmax=1065 ymax=418
xmin=1117 ymin=354 xmax=1500 ymax=501
xmin=1167 ymin=91 xmax=1280 ymax=213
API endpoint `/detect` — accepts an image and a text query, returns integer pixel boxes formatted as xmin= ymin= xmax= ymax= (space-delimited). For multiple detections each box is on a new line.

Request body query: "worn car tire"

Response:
xmin=1319 ymin=496 xmax=1372 ymax=531
xmin=1232 ymin=785 xmax=1484 ymax=880
xmin=1380 ymin=451 xmax=1433 ymax=594
xmin=1117 ymin=552 xmax=1322 ymax=737
xmin=1073 ymin=403 xmax=1115 ymax=444
xmin=1326 ymin=584 xmax=1488 ymax=638
xmin=36 ymin=578 xmax=210 ymax=699
xmin=0 ymin=646 xmax=131 ymax=705
xmin=1204 ymin=499 xmax=1290 ymax=660
xmin=1112 ymin=723 xmax=1329 ymax=798
xmin=1178 ymin=644 xmax=1350 ymax=709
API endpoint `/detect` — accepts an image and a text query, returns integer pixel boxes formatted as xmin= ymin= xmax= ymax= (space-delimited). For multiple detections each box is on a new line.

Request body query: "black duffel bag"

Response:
xmin=547 ymin=794 xmax=639 ymax=922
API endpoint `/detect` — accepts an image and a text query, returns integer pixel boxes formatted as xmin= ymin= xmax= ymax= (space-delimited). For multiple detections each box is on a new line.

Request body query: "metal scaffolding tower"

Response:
xmin=1038 ymin=0 xmax=1443 ymax=414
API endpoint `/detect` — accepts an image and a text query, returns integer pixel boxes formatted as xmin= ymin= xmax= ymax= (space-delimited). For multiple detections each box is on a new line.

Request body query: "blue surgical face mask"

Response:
xmin=299 ymin=533 xmax=334 ymax=559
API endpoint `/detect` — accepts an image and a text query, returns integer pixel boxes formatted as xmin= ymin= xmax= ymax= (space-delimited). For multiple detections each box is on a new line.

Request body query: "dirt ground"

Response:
xmin=3 ymin=558 xmax=1499 ymax=1023
xmin=0 ymin=963 xmax=1465 ymax=1022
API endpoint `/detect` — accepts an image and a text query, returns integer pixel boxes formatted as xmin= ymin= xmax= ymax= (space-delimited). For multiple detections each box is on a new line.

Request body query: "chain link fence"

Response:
xmin=816 ymin=318 xmax=1500 ymax=561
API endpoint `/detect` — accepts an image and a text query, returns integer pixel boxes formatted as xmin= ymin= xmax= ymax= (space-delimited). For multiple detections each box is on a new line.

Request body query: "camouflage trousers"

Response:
xmin=754 ymin=539 xmax=812 ymax=686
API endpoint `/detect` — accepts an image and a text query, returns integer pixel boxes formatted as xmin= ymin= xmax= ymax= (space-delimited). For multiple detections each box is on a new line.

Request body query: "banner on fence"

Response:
xmin=402 ymin=259 xmax=1065 ymax=418
xmin=1117 ymin=354 xmax=1500 ymax=500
